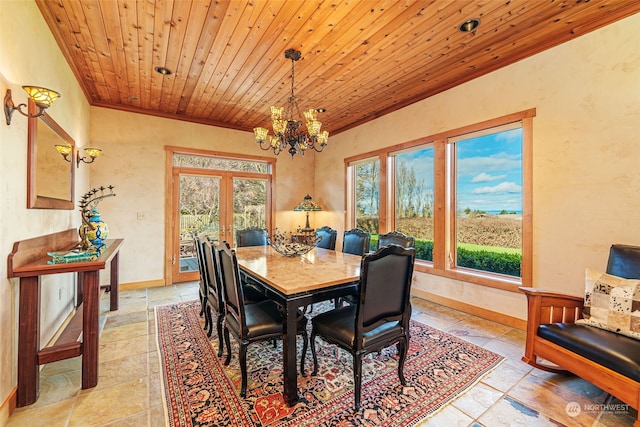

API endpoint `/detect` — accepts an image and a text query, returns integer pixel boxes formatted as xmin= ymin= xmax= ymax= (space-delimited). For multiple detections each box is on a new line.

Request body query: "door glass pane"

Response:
xmin=233 ymin=178 xmax=267 ymax=245
xmin=454 ymin=126 xmax=523 ymax=277
xmin=394 ymin=146 xmax=434 ymax=261
xmin=179 ymin=174 xmax=221 ymax=273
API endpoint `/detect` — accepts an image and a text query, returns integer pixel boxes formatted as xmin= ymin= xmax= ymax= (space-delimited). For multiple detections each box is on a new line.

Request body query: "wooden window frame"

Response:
xmin=345 ymin=109 xmax=535 ymax=291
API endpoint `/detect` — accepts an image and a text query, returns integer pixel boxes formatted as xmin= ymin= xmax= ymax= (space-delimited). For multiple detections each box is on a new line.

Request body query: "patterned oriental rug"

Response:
xmin=156 ymin=300 xmax=505 ymax=427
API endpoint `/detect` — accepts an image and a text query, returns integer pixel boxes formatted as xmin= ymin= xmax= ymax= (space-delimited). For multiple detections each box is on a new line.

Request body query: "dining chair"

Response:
xmin=204 ymin=237 xmax=272 ymax=356
xmin=234 ymin=227 xmax=270 ymax=298
xmin=342 ymin=228 xmax=370 ymax=256
xmin=378 ymin=230 xmax=415 ymax=249
xmin=235 ymin=227 xmax=269 ymax=247
xmin=193 ymin=234 xmax=209 ymax=331
xmin=337 ymin=228 xmax=371 ymax=307
xmin=202 ymin=239 xmax=225 ymax=356
xmin=316 ymin=226 xmax=337 ymax=250
xmin=217 ymin=241 xmax=309 ymax=397
xmin=310 ymin=244 xmax=416 ymax=409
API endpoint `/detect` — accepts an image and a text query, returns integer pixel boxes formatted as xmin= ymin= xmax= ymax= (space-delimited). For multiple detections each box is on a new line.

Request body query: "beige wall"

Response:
xmin=315 ymin=12 xmax=640 ymax=321
xmin=0 ymin=1 xmax=91 ymax=422
xmin=89 ymin=108 xmax=316 ymax=284
xmin=1 ymin=2 xmax=639 ymax=421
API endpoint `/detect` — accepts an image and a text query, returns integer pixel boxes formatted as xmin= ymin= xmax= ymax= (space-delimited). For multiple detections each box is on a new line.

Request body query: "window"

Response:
xmin=391 ymin=146 xmax=435 ymax=261
xmin=449 ymin=124 xmax=523 ymax=278
xmin=346 ymin=110 xmax=534 ymax=290
xmin=352 ymin=158 xmax=380 ymax=249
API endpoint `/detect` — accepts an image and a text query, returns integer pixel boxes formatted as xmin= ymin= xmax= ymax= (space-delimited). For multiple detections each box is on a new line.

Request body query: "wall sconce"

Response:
xmin=4 ymin=86 xmax=60 ymax=125
xmin=55 ymin=144 xmax=102 ymax=167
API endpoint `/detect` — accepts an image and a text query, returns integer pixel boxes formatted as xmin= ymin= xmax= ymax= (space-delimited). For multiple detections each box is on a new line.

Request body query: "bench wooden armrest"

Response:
xmin=519 ymin=286 xmax=585 ymax=368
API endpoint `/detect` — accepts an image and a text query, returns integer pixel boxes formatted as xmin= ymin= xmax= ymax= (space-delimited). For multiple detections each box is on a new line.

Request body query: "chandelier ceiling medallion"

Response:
xmin=253 ymin=49 xmax=328 ymax=158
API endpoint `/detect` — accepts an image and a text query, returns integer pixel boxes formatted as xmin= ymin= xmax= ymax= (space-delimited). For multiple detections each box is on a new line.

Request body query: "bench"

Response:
xmin=520 ymin=244 xmax=640 ymax=427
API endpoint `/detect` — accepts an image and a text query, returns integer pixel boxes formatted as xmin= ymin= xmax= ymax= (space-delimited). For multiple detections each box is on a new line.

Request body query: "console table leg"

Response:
xmin=109 ymin=252 xmax=119 ymax=311
xmin=17 ymin=276 xmax=40 ymax=407
xmin=81 ymin=271 xmax=100 ymax=389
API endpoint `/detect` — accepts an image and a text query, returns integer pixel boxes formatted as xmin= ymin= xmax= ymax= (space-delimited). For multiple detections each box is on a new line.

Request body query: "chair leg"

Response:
xmin=239 ymin=343 xmax=248 ymax=398
xmin=300 ymin=330 xmax=308 ymax=377
xmin=223 ymin=328 xmax=232 ymax=366
xmin=354 ymin=352 xmax=363 ymax=410
xmin=216 ymin=314 xmax=224 ymax=357
xmin=397 ymin=338 xmax=408 ymax=386
xmin=205 ymin=305 xmax=213 ymax=337
xmin=310 ymin=331 xmax=319 ymax=375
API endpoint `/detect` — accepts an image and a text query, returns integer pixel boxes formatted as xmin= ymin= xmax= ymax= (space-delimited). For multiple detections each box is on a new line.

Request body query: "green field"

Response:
xmin=458 ymin=242 xmax=521 ymax=255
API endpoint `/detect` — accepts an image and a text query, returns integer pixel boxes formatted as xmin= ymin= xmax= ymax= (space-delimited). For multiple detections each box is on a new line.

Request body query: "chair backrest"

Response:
xmin=342 ymin=228 xmax=370 ymax=256
xmin=236 ymin=228 xmax=269 ymax=247
xmin=606 ymin=244 xmax=640 ymax=279
xmin=194 ymin=235 xmax=208 ymax=291
xmin=316 ymin=226 xmax=337 ymax=250
xmin=217 ymin=241 xmax=247 ymax=333
xmin=203 ymin=239 xmax=223 ymax=312
xmin=378 ymin=231 xmax=415 ymax=249
xmin=356 ymin=245 xmax=416 ymax=342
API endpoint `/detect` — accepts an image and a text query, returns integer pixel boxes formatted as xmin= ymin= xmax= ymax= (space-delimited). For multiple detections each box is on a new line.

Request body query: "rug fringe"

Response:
xmin=154 ymin=304 xmax=171 ymax=427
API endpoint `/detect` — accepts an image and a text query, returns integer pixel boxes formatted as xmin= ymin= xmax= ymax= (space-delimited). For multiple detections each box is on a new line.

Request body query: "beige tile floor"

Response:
xmin=6 ymin=282 xmax=638 ymax=427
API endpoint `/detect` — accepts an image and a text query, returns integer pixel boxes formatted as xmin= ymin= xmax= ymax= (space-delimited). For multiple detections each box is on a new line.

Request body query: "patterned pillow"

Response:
xmin=576 ymin=268 xmax=640 ymax=340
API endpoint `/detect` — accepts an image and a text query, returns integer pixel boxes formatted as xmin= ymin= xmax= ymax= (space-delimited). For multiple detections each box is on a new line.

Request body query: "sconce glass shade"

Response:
xmin=55 ymin=144 xmax=73 ymax=161
xmin=22 ymin=86 xmax=60 ymax=108
xmin=83 ymin=148 xmax=103 ymax=159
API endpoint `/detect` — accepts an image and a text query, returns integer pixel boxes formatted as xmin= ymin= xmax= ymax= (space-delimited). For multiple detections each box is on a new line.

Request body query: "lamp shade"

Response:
xmin=294 ymin=194 xmax=322 ymax=211
xmin=22 ymin=86 xmax=60 ymax=108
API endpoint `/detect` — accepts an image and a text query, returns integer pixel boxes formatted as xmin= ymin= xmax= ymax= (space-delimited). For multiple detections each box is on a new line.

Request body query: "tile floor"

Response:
xmin=6 ymin=282 xmax=638 ymax=427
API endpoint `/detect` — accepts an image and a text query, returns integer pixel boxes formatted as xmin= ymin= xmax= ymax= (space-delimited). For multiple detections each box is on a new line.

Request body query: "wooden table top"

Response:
xmin=8 ymin=239 xmax=124 ymax=278
xmin=235 ymin=246 xmax=362 ymax=296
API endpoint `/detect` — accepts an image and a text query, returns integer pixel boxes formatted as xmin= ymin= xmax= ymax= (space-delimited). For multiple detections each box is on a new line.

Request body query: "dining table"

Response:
xmin=234 ymin=245 xmax=362 ymax=406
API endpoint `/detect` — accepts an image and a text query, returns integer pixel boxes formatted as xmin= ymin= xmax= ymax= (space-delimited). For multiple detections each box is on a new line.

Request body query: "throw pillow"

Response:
xmin=576 ymin=268 xmax=640 ymax=340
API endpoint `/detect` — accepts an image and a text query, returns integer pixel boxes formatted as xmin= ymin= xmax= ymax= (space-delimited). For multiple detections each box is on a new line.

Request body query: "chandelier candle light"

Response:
xmin=254 ymin=49 xmax=329 ymax=158
xmin=294 ymin=194 xmax=322 ymax=231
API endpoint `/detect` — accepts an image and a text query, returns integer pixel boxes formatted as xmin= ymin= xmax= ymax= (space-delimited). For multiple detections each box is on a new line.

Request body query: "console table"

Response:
xmin=7 ymin=229 xmax=123 ymax=407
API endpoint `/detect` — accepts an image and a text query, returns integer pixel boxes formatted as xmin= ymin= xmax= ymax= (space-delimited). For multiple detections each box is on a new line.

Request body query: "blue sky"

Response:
xmin=397 ymin=127 xmax=523 ymax=213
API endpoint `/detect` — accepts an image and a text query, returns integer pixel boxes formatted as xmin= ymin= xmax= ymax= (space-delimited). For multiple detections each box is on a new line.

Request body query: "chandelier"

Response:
xmin=253 ymin=49 xmax=328 ymax=158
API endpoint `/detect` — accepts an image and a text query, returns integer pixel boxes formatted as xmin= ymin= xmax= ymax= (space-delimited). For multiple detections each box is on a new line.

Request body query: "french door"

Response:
xmin=170 ymin=162 xmax=272 ymax=284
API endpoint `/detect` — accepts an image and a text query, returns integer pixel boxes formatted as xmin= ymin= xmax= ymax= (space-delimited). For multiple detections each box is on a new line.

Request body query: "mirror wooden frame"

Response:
xmin=27 ymin=100 xmax=75 ymax=209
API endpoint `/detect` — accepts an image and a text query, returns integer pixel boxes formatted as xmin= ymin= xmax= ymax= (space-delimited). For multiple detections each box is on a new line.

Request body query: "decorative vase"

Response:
xmin=85 ymin=208 xmax=109 ymax=249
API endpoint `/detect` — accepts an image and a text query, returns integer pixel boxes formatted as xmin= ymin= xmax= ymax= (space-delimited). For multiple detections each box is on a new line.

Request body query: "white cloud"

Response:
xmin=472 ymin=182 xmax=522 ymax=194
xmin=471 ymin=172 xmax=506 ymax=183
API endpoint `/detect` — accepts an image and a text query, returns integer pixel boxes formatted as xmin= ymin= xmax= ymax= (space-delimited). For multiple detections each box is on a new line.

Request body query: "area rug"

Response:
xmin=156 ymin=300 xmax=505 ymax=427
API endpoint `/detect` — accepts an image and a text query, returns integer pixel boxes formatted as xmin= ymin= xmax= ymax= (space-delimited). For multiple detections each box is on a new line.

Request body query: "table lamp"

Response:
xmin=293 ymin=194 xmax=322 ymax=231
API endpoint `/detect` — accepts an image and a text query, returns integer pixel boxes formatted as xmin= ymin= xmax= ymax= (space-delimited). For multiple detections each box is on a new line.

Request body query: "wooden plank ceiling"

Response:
xmin=36 ymin=0 xmax=640 ymax=135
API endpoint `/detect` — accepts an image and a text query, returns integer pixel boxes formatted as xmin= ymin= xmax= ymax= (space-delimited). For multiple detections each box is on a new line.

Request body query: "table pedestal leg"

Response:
xmin=283 ymin=300 xmax=299 ymax=406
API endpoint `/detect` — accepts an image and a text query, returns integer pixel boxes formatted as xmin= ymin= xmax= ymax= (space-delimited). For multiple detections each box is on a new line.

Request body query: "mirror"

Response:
xmin=27 ymin=100 xmax=75 ymax=209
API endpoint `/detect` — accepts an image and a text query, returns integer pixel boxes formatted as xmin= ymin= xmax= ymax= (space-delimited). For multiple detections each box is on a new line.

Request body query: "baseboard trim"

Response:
xmin=0 ymin=387 xmax=16 ymax=423
xmin=120 ymin=279 xmax=165 ymax=291
xmin=412 ymin=288 xmax=526 ymax=330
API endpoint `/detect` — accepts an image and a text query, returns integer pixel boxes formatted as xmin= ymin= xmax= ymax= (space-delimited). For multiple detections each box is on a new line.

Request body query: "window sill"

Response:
xmin=414 ymin=261 xmax=522 ymax=293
